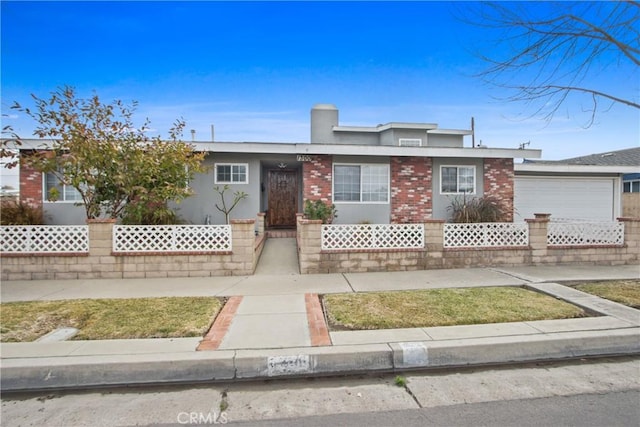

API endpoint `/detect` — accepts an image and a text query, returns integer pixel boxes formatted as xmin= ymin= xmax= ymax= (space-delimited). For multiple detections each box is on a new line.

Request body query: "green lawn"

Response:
xmin=574 ymin=280 xmax=640 ymax=308
xmin=1 ymin=297 xmax=222 ymax=342
xmin=323 ymin=287 xmax=586 ymax=330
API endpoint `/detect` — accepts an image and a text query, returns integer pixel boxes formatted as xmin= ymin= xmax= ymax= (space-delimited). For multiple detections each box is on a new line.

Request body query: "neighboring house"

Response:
xmin=623 ymin=172 xmax=640 ymax=218
xmin=17 ymin=104 xmax=541 ymax=225
xmin=515 ymin=147 xmax=640 ymax=221
xmin=624 ymin=172 xmax=640 ymax=193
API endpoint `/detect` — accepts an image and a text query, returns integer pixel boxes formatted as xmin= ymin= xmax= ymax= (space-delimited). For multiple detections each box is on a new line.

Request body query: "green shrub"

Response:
xmin=303 ymin=199 xmax=337 ymax=224
xmin=447 ymin=195 xmax=506 ymax=223
xmin=0 ymin=200 xmax=45 ymax=225
xmin=121 ymin=202 xmax=183 ymax=225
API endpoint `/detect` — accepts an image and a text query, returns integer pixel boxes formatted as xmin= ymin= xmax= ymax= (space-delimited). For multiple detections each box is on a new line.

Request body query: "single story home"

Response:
xmin=16 ymin=104 xmax=543 ymax=226
xmin=514 ymin=147 xmax=640 ymax=221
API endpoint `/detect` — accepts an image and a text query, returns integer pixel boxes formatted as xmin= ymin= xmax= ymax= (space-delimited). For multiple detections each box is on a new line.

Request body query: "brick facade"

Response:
xmin=19 ymin=154 xmax=43 ymax=209
xmin=483 ymin=158 xmax=514 ymax=222
xmin=302 ymin=155 xmax=333 ymax=203
xmin=390 ymin=157 xmax=433 ymax=223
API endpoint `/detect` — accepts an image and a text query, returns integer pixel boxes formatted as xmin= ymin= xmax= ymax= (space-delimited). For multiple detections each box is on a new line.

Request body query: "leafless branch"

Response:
xmin=464 ymin=1 xmax=639 ymax=126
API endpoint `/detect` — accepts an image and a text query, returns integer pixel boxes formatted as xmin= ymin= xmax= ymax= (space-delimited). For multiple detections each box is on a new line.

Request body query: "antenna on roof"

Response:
xmin=190 ymin=129 xmax=196 ymax=142
xmin=471 ymin=117 xmax=475 ymax=148
xmin=519 ymin=141 xmax=530 ymax=149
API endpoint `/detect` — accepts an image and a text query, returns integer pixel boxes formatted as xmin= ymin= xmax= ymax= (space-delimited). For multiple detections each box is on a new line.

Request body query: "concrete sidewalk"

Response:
xmin=1 ymin=261 xmax=638 ymax=392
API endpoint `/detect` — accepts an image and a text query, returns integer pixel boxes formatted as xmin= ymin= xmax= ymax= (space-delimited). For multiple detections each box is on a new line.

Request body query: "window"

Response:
xmin=215 ymin=163 xmax=248 ymax=184
xmin=624 ymin=180 xmax=640 ymax=193
xmin=333 ymin=164 xmax=389 ymax=203
xmin=440 ymin=166 xmax=476 ymax=194
xmin=399 ymin=138 xmax=422 ymax=147
xmin=44 ymin=172 xmax=82 ymax=202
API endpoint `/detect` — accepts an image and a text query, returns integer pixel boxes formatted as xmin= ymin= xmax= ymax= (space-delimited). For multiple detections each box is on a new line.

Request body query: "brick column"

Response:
xmin=618 ymin=217 xmax=640 ymax=263
xmin=19 ymin=154 xmax=43 ymax=209
xmin=256 ymin=212 xmax=266 ymax=236
xmin=526 ymin=213 xmax=550 ymax=262
xmin=390 ymin=157 xmax=433 ymax=223
xmin=231 ymin=219 xmax=257 ymax=274
xmin=298 ymin=219 xmax=322 ymax=274
xmin=87 ymin=219 xmax=115 ymax=257
xmin=424 ymin=219 xmax=445 ymax=253
xmin=296 ymin=213 xmax=304 ymax=248
xmin=302 ymin=155 xmax=333 ymax=203
xmin=484 ymin=158 xmax=514 ymax=222
xmin=424 ymin=219 xmax=445 ymax=268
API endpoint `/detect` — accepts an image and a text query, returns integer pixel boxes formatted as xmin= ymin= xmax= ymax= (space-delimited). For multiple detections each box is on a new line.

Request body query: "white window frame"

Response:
xmin=214 ymin=163 xmax=249 ymax=184
xmin=623 ymin=179 xmax=640 ymax=193
xmin=440 ymin=165 xmax=476 ymax=195
xmin=332 ymin=163 xmax=390 ymax=204
xmin=42 ymin=172 xmax=83 ymax=203
xmin=399 ymin=138 xmax=422 ymax=147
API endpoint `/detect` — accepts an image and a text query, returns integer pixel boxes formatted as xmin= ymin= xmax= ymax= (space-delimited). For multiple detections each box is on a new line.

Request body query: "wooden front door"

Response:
xmin=267 ymin=169 xmax=298 ymax=227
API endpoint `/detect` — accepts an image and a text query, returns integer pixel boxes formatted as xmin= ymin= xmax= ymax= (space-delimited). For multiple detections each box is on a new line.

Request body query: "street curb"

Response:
xmin=2 ymin=328 xmax=639 ymax=393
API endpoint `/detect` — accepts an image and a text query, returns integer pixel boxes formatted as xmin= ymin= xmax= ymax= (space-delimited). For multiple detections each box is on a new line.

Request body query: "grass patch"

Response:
xmin=1 ymin=297 xmax=222 ymax=342
xmin=574 ymin=280 xmax=640 ymax=308
xmin=323 ymin=287 xmax=585 ymax=330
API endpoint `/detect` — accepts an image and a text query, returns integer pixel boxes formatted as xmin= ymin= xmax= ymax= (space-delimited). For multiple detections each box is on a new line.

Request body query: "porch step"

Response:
xmin=265 ymin=230 xmax=296 ymax=238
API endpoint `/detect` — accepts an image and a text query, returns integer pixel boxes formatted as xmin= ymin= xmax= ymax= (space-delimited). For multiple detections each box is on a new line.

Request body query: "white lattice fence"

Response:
xmin=321 ymin=224 xmax=424 ymax=250
xmin=0 ymin=225 xmax=89 ymax=253
xmin=113 ymin=225 xmax=232 ymax=253
xmin=548 ymin=222 xmax=624 ymax=246
xmin=444 ymin=223 xmax=529 ymax=248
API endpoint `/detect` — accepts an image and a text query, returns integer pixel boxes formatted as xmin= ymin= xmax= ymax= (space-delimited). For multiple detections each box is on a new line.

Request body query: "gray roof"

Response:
xmin=559 ymin=147 xmax=640 ymax=166
xmin=529 ymin=147 xmax=640 ymax=167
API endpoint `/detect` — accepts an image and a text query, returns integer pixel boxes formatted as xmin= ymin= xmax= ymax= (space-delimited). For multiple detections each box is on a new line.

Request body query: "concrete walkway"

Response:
xmin=218 ymin=294 xmax=310 ymax=349
xmin=216 ymin=238 xmax=311 ymax=349
xmin=1 ymin=245 xmax=638 ymax=391
xmin=254 ymin=238 xmax=299 ymax=275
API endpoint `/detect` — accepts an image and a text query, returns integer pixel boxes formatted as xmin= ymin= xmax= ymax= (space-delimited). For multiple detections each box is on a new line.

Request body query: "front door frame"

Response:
xmin=267 ymin=168 xmax=299 ymax=228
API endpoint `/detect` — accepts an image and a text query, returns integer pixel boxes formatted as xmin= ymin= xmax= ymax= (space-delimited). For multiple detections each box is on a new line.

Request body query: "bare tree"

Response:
xmin=465 ymin=1 xmax=639 ymax=126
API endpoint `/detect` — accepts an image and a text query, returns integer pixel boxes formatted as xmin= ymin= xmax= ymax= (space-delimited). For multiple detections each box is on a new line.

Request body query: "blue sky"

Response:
xmin=1 ymin=1 xmax=639 ymax=187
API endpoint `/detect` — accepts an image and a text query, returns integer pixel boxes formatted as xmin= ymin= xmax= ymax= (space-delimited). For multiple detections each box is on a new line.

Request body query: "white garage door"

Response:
xmin=514 ymin=176 xmax=616 ymax=222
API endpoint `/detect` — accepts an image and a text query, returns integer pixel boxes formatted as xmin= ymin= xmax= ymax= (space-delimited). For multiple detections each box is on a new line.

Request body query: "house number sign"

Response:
xmin=296 ymin=155 xmax=312 ymax=162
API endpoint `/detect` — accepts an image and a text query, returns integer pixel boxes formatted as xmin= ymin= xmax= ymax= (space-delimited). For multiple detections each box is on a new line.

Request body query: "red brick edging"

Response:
xmin=197 ymin=296 xmax=243 ymax=351
xmin=305 ymin=293 xmax=332 ymax=346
